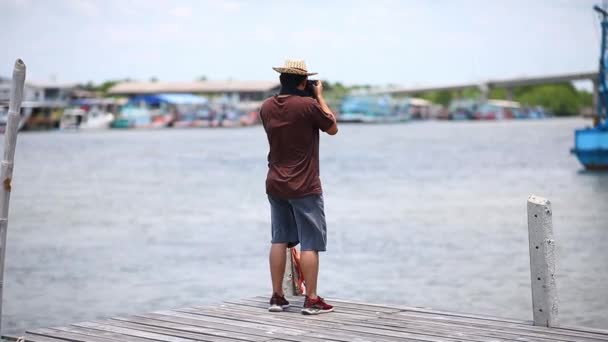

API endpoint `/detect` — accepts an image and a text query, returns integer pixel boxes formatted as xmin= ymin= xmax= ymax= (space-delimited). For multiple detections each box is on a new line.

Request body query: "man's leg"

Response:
xmin=290 ymin=195 xmax=327 ymax=300
xmin=300 ymin=250 xmax=319 ymax=299
xmin=269 ymin=243 xmax=288 ymax=295
xmin=291 ymin=195 xmax=333 ymax=314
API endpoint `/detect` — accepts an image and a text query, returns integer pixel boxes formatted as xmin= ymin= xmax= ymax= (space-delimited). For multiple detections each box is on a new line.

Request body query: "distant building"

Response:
xmin=107 ymin=80 xmax=281 ymax=102
xmin=0 ymin=77 xmax=86 ymax=104
xmin=0 ymin=77 xmax=93 ymax=130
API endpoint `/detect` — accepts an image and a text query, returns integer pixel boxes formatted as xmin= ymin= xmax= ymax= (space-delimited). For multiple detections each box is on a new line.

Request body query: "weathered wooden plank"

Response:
xmin=391 ymin=312 xmax=608 ymax=342
xmin=52 ymin=325 xmax=158 ymax=342
xmin=201 ymin=307 xmax=533 ymax=342
xmin=202 ymin=303 xmax=383 ymax=324
xmin=106 ymin=319 xmax=264 ymax=342
xmin=147 ymin=310 xmax=308 ymax=335
xmin=203 ymin=303 xmax=608 ymax=342
xmin=24 ymin=334 xmax=73 ymax=342
xmin=175 ymin=306 xmax=385 ymax=338
xmin=198 ymin=304 xmax=495 ymax=342
xmin=131 ymin=312 xmax=331 ymax=342
xmin=221 ymin=299 xmax=382 ymax=322
xmin=325 ymin=298 xmax=531 ymax=325
xmin=243 ymin=298 xmax=395 ymax=318
xmin=187 ymin=307 xmax=398 ymax=342
xmin=226 ymin=307 xmax=531 ymax=342
xmin=174 ymin=305 xmax=374 ymax=328
xmin=26 ymin=327 xmax=119 ymax=342
xmin=251 ymin=296 xmax=400 ymax=314
xmin=175 ymin=306 xmax=500 ymax=342
xmin=367 ymin=316 xmax=575 ymax=342
xmin=73 ymin=321 xmax=196 ymax=342
xmin=179 ymin=305 xmax=357 ymax=325
xmin=138 ymin=311 xmax=413 ymax=342
xmin=556 ymin=326 xmax=608 ymax=338
xmin=9 ymin=296 xmax=608 ymax=342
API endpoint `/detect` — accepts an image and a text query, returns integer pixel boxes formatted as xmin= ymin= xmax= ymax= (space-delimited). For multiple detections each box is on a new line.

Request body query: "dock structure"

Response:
xmin=6 ymin=296 xmax=608 ymax=342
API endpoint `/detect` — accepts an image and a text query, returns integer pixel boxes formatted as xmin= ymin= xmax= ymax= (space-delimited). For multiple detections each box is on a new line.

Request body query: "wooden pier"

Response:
xmin=6 ymin=296 xmax=608 ymax=342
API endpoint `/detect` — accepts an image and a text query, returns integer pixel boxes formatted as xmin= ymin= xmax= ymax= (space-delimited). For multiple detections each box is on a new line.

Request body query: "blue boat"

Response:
xmin=338 ymin=95 xmax=410 ymax=123
xmin=572 ymin=5 xmax=608 ymax=170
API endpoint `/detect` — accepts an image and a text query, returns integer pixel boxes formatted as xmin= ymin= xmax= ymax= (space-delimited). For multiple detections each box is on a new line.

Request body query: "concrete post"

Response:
xmin=282 ymin=248 xmax=296 ymax=296
xmin=527 ymin=195 xmax=558 ymax=327
xmin=0 ymin=60 xmax=26 ymax=334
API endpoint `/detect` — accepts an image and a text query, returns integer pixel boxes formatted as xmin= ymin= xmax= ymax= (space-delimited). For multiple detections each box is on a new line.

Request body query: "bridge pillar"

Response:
xmin=505 ymin=87 xmax=514 ymax=101
xmin=478 ymin=83 xmax=489 ymax=102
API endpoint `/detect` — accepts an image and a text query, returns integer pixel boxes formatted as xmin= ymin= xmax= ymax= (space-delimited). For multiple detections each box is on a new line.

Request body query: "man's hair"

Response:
xmin=279 ymin=73 xmax=307 ymax=90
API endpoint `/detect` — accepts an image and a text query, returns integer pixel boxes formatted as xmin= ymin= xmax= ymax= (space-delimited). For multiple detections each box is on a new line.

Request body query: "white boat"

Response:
xmin=0 ymin=101 xmax=35 ymax=133
xmin=60 ymin=98 xmax=119 ymax=130
xmin=60 ymin=107 xmax=114 ymax=130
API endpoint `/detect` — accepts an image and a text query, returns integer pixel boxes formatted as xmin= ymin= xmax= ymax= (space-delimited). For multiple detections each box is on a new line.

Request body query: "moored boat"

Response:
xmin=0 ymin=101 xmax=33 ymax=133
xmin=338 ymin=95 xmax=406 ymax=123
xmin=60 ymin=98 xmax=119 ymax=130
xmin=112 ymin=93 xmax=203 ymax=129
xmin=571 ymin=5 xmax=608 ymax=170
xmin=472 ymin=99 xmax=520 ymax=120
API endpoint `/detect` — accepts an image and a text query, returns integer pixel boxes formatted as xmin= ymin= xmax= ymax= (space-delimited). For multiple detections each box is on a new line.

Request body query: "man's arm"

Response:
xmin=313 ymin=82 xmax=338 ymax=135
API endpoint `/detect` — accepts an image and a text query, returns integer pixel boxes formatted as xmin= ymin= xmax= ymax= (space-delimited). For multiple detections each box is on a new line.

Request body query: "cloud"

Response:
xmin=9 ymin=0 xmax=33 ymax=8
xmin=170 ymin=6 xmax=193 ymax=18
xmin=209 ymin=0 xmax=241 ymax=13
xmin=66 ymin=0 xmax=100 ymax=17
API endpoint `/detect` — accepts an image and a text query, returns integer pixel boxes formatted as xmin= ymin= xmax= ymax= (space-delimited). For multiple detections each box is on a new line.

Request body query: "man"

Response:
xmin=260 ymin=59 xmax=338 ymax=315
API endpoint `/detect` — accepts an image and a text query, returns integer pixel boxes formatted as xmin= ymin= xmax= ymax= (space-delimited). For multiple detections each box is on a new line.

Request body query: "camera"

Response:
xmin=305 ymin=80 xmax=319 ymax=98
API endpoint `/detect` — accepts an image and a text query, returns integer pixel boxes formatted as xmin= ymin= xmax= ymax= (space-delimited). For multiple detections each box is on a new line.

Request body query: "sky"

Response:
xmin=0 ymin=0 xmax=602 ymax=88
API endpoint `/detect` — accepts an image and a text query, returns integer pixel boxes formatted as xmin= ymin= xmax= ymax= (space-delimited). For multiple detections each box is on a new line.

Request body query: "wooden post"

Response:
xmin=282 ymin=248 xmax=296 ymax=296
xmin=527 ymin=195 xmax=558 ymax=327
xmin=0 ymin=59 xmax=26 ymax=333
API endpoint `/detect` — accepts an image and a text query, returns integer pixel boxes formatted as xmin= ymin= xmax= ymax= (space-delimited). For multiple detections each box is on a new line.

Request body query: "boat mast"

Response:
xmin=594 ymin=3 xmax=608 ymax=127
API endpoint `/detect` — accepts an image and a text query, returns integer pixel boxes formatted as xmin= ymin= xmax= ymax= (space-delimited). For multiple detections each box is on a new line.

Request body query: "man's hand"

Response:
xmin=312 ymin=80 xmax=323 ymax=98
xmin=313 ymin=82 xmax=338 ymax=135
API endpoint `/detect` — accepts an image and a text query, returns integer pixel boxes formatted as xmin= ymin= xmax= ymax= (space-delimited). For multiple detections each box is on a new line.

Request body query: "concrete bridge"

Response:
xmin=379 ymin=71 xmax=599 ymax=107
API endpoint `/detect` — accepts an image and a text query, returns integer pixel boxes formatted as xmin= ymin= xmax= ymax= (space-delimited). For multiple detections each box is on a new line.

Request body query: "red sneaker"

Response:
xmin=268 ymin=293 xmax=290 ymax=312
xmin=301 ymin=296 xmax=334 ymax=315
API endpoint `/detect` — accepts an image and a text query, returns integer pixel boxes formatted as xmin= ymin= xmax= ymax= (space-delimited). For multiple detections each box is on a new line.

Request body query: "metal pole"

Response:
xmin=594 ymin=5 xmax=608 ymax=126
xmin=0 ymin=59 xmax=26 ymax=333
xmin=527 ymin=195 xmax=559 ymax=327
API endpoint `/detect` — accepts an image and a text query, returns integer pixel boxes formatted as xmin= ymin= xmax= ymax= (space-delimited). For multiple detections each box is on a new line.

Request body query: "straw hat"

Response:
xmin=272 ymin=59 xmax=317 ymax=76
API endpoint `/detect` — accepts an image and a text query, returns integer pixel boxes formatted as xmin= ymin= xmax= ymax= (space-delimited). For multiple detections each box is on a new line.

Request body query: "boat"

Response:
xmin=448 ymin=99 xmax=477 ymax=120
xmin=112 ymin=93 xmax=204 ymax=129
xmin=0 ymin=100 xmax=33 ymax=133
xmin=173 ymin=99 xmax=261 ymax=128
xmin=338 ymin=95 xmax=406 ymax=123
xmin=396 ymin=98 xmax=430 ymax=120
xmin=472 ymin=99 xmax=520 ymax=120
xmin=571 ymin=5 xmax=608 ymax=170
xmin=60 ymin=98 xmax=118 ymax=130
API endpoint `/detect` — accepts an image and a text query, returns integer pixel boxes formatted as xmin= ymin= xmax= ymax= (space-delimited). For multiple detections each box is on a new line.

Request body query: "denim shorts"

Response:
xmin=268 ymin=194 xmax=327 ymax=252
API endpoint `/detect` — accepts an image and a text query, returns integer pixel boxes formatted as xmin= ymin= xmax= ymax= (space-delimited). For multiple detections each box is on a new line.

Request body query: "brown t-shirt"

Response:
xmin=260 ymin=95 xmax=335 ymax=199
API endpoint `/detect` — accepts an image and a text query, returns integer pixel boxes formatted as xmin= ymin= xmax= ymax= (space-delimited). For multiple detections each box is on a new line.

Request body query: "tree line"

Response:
xmin=81 ymin=79 xmax=592 ymax=116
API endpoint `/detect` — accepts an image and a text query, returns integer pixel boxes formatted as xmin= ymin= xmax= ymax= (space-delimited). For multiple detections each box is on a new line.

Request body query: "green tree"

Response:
xmin=515 ymin=84 xmax=582 ymax=116
xmin=420 ymin=90 xmax=452 ymax=106
xmin=98 ymin=80 xmax=119 ymax=94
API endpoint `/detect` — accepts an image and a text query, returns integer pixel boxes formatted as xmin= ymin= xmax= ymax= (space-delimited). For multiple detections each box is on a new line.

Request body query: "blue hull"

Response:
xmin=572 ymin=127 xmax=608 ymax=170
